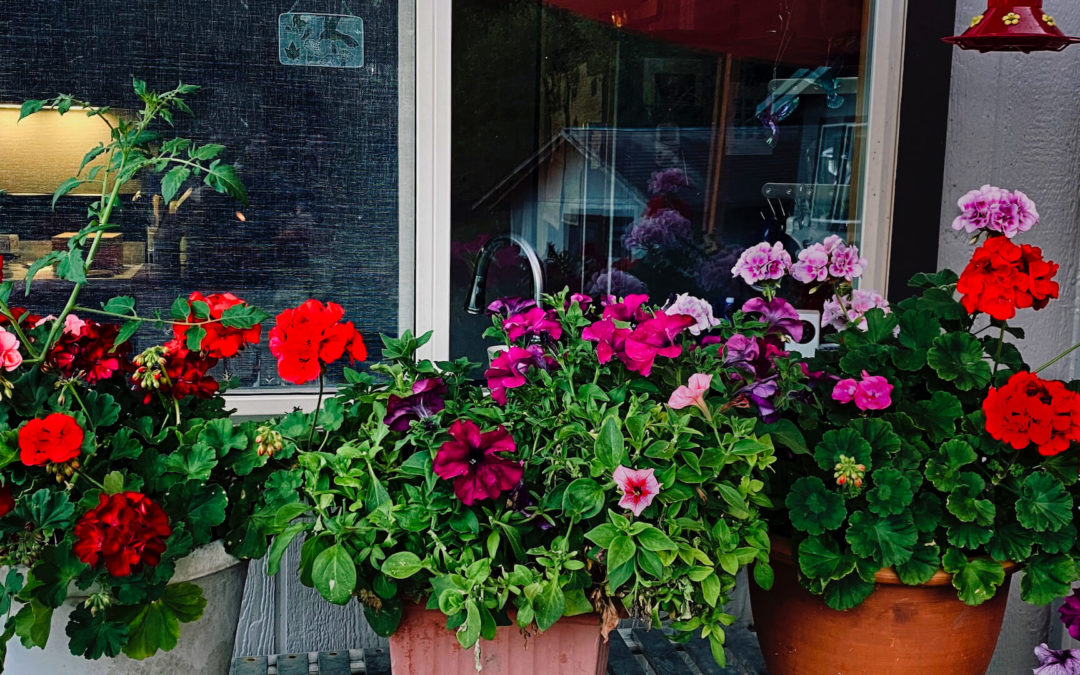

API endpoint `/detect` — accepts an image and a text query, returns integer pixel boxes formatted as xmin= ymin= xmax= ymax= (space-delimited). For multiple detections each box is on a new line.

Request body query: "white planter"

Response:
xmin=6 ymin=540 xmax=247 ymax=674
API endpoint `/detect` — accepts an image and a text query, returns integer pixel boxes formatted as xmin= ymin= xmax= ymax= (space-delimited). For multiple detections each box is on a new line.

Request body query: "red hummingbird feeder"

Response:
xmin=944 ymin=0 xmax=1080 ymax=52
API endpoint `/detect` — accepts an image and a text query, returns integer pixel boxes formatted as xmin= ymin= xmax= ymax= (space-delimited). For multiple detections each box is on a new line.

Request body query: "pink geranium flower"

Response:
xmin=0 ymin=328 xmax=21 ymax=371
xmin=791 ymin=244 xmax=831 ymax=283
xmin=832 ymin=378 xmax=858 ymax=403
xmin=433 ymin=420 xmax=523 ymax=505
xmin=668 ymin=373 xmax=712 ymax=416
xmin=731 ymin=242 xmax=791 ymax=285
xmin=832 ymin=371 xmax=893 ymax=411
xmin=613 ymin=465 xmax=661 ymax=516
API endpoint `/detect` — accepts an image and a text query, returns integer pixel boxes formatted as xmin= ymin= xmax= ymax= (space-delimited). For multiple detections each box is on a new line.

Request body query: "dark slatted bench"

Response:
xmin=231 ymin=622 xmax=766 ymax=674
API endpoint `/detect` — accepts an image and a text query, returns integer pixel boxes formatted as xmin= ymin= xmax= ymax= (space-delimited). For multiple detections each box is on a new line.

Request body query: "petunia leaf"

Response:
xmin=785 ymin=477 xmax=847 ymax=535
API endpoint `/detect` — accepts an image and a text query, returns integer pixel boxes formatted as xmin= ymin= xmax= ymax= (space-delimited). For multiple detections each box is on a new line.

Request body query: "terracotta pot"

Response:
xmin=388 ymin=604 xmax=610 ymax=675
xmin=750 ymin=538 xmax=1014 ymax=675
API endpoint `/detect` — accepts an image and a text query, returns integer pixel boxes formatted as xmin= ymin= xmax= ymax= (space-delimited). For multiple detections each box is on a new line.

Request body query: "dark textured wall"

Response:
xmin=0 ymin=0 xmax=402 ymax=386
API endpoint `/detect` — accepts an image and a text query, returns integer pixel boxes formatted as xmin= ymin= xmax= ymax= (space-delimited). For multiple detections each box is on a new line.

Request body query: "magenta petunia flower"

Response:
xmin=383 ymin=377 xmax=448 ymax=431
xmin=722 ymin=333 xmax=761 ymax=367
xmin=613 ymin=465 xmax=661 ymax=516
xmin=433 ymin=420 xmax=523 ymax=505
xmin=601 ymin=294 xmax=651 ymax=323
xmin=1060 ymin=590 xmax=1080 ymax=640
xmin=741 ymin=297 xmax=804 ymax=342
xmin=486 ymin=297 xmax=537 ymax=318
xmin=484 ymin=345 xmax=553 ymax=405
xmin=1034 ymin=643 xmax=1080 ymax=675
xmin=669 ymin=373 xmax=712 ymax=415
xmin=621 ymin=311 xmax=694 ymax=376
xmin=582 ymin=319 xmax=631 ymax=366
xmin=502 ymin=307 xmax=563 ymax=343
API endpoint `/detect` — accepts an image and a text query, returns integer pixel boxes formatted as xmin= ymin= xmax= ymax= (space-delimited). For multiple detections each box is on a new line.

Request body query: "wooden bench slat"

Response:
xmin=364 ymin=646 xmax=391 ymax=675
xmin=684 ymin=635 xmax=737 ymax=675
xmin=317 ymin=650 xmax=352 ymax=675
xmin=606 ymin=632 xmax=646 ymax=675
xmin=275 ymin=653 xmax=310 ymax=675
xmin=230 ymin=655 xmax=268 ymax=675
xmin=632 ymin=629 xmax=687 ymax=675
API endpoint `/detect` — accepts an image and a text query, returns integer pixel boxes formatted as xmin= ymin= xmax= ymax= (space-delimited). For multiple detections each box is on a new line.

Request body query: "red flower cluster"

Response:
xmin=19 ymin=413 xmax=84 ymax=466
xmin=173 ymin=291 xmax=262 ymax=358
xmin=47 ymin=320 xmax=130 ymax=383
xmin=957 ymin=236 xmax=1059 ymax=320
xmin=268 ymin=300 xmax=367 ymax=385
xmin=73 ymin=492 xmax=171 ymax=577
xmin=134 ymin=339 xmax=220 ymax=403
xmin=983 ymin=371 xmax=1080 ymax=456
xmin=0 ymin=307 xmax=40 ymax=329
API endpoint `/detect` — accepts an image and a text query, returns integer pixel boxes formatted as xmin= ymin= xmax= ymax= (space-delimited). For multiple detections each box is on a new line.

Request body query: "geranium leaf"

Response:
xmin=798 ymin=535 xmax=855 ymax=581
xmin=897 ymin=310 xmax=941 ymax=350
xmin=924 ymin=439 xmax=977 ymax=491
xmin=895 ymin=542 xmax=941 ymax=586
xmin=987 ymin=521 xmax=1033 ymax=562
xmin=1016 ymin=472 xmax=1073 ymax=532
xmin=916 ymin=287 xmax=966 ymax=321
xmin=165 ymin=481 xmax=226 ymax=542
xmin=785 ymin=477 xmax=846 ymax=535
xmin=161 ymin=443 xmax=216 ymax=481
xmin=927 ymin=333 xmax=992 ymax=391
xmin=946 ymin=473 xmax=995 ymax=525
xmin=945 ymin=519 xmax=993 ymax=550
xmin=845 ymin=510 xmax=917 ymax=568
xmin=911 ymin=492 xmax=944 ymax=533
xmin=14 ymin=600 xmax=52 ymax=649
xmin=822 ymin=572 xmax=875 ymax=611
xmin=66 ymin=606 xmax=127 ymax=659
xmin=866 ymin=468 xmax=914 ymax=516
xmin=849 ymin=418 xmax=901 ymax=459
xmin=913 ymin=391 xmax=963 ymax=443
xmin=813 ymin=428 xmax=872 ymax=472
xmin=942 ymin=548 xmax=1005 ymax=606
xmin=17 ymin=488 xmax=74 ymax=533
xmin=82 ymin=390 xmax=121 ymax=428
xmin=1020 ymin=554 xmax=1075 ymax=605
xmin=197 ymin=418 xmax=247 ymax=455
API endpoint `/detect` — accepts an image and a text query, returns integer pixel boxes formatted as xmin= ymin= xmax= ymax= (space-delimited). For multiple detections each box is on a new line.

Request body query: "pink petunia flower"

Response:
xmin=0 ymin=328 xmax=22 ymax=371
xmin=668 ymin=373 xmax=712 ymax=416
xmin=433 ymin=420 xmax=523 ymax=505
xmin=613 ymin=465 xmax=661 ymax=517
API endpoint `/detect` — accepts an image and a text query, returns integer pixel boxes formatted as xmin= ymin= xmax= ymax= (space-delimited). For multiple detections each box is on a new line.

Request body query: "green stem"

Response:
xmin=308 ymin=372 xmax=325 ymax=449
xmin=72 ymin=305 xmax=231 ymax=327
xmin=1035 ymin=341 xmax=1080 ymax=375
xmin=0 ymin=305 xmax=39 ymax=359
xmin=72 ymin=469 xmax=107 ymax=492
xmin=992 ymin=324 xmax=1005 ymax=376
xmin=65 ymin=383 xmax=94 ymax=431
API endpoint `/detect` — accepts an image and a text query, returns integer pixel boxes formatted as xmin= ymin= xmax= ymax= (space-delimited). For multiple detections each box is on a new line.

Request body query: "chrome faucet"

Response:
xmin=465 ymin=234 xmax=545 ymax=314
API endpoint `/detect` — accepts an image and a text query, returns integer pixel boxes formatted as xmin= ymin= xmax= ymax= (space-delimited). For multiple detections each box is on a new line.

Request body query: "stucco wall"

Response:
xmin=941 ymin=2 xmax=1080 ymax=671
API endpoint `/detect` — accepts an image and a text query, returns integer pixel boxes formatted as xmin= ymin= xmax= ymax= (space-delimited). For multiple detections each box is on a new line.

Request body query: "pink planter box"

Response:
xmin=388 ymin=604 xmax=610 ymax=675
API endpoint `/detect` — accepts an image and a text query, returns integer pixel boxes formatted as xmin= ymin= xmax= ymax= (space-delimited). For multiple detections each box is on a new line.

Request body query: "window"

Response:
xmin=444 ymin=0 xmax=903 ymax=364
xmin=0 ymin=1 xmax=416 ymax=408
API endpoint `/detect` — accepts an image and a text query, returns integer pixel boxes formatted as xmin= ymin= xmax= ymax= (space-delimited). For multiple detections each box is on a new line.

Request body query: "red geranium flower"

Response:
xmin=173 ymin=291 xmax=262 ymax=358
xmin=0 ymin=485 xmax=14 ymax=517
xmin=73 ymin=492 xmax=171 ymax=577
xmin=983 ymin=371 xmax=1080 ymax=456
xmin=0 ymin=307 xmax=41 ymax=329
xmin=268 ymin=299 xmax=367 ymax=385
xmin=47 ymin=320 xmax=130 ymax=383
xmin=19 ymin=413 xmax=84 ymax=466
xmin=136 ymin=339 xmax=219 ymax=402
xmin=957 ymin=236 xmax=1059 ymax=320
xmin=433 ymin=420 xmax=523 ymax=505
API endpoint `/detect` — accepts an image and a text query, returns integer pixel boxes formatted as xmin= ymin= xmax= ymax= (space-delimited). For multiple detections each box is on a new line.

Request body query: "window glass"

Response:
xmin=450 ymin=0 xmax=874 ymax=363
xmin=0 ymin=0 xmax=415 ymax=389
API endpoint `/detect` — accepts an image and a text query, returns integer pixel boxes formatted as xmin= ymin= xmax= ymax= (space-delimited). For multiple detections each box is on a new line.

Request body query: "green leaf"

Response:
xmin=18 ymin=488 xmax=74 ymax=531
xmin=23 ymin=251 xmax=64 ymax=295
xmin=160 ymin=166 xmax=191 ymax=204
xmin=867 ymin=468 xmax=914 ymax=516
xmin=595 ymin=417 xmax=626 ymax=471
xmin=203 ymin=163 xmax=247 ymax=204
xmin=170 ymin=295 xmax=190 ymax=320
xmin=313 ymin=544 xmax=357 ymax=604
xmin=987 ymin=521 xmax=1033 ymax=562
xmin=897 ymin=310 xmax=942 ymax=350
xmin=946 ymin=474 xmax=995 ymax=525
xmin=924 ymin=439 xmax=977 ymax=491
xmin=18 ymin=99 xmax=44 ymax=121
xmin=562 ymin=478 xmax=606 ymax=519
xmin=894 ymin=543 xmax=941 ymax=586
xmin=914 ymin=392 xmax=964 ymax=443
xmin=701 ymin=573 xmax=721 ymax=607
xmin=822 ymin=573 xmax=875 ymax=611
xmin=608 ymin=535 xmax=637 ymax=570
xmin=52 ymin=177 xmax=89 ymax=209
xmin=946 ymin=519 xmax=994 ymax=550
xmin=161 ymin=582 xmax=207 ymax=623
xmin=458 ymin=600 xmax=481 ymax=648
xmin=83 ymin=390 xmax=121 ymax=428
xmin=191 ymin=143 xmax=225 ymax=160
xmin=927 ymin=333 xmax=992 ymax=391
xmin=165 ymin=482 xmax=226 ymax=541
xmin=916 ymin=287 xmax=966 ymax=321
xmin=267 ymin=523 xmax=307 ymax=576
xmin=78 ymin=144 xmax=106 ymax=175
xmin=636 ymin=525 xmax=677 ymax=552
xmin=382 ymin=551 xmax=424 ymax=580
xmin=30 ymin=544 xmax=88 ymax=608
xmin=585 ymin=524 xmax=618 ymax=549
xmin=121 ymin=583 xmax=206 ymax=659
xmin=756 ymin=419 xmax=808 ymax=455
xmin=813 ymin=428 xmax=872 ymax=472
xmin=849 ymin=418 xmax=902 ymax=458
xmin=14 ymin=600 xmax=52 ymax=649
xmin=185 ymin=325 xmax=207 ymax=352
xmin=785 ymin=477 xmax=846 ymax=535
xmin=198 ymin=418 xmax=248 ymax=455
xmin=56 ymin=247 xmax=86 ymax=283
xmin=103 ymin=470 xmax=124 ymax=495
xmin=534 ymin=582 xmax=566 ymax=631
xmin=798 ymin=535 xmax=856 ymax=581
xmin=942 ymin=548 xmax=1005 ymax=606
xmin=114 ymin=320 xmax=142 ymax=349
xmin=753 ymin=562 xmax=774 ymax=591
xmin=1016 ymin=472 xmax=1073 ymax=532
xmin=66 ymin=607 xmax=127 ymax=659
xmin=1020 ymin=554 xmax=1075 ymax=605
xmin=219 ymin=303 xmax=269 ymax=329
xmin=161 ymin=443 xmax=216 ymax=481
xmin=845 ymin=511 xmax=917 ymax=568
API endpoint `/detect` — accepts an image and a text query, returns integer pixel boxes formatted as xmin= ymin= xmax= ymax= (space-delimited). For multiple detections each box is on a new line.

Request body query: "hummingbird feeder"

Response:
xmin=944 ymin=0 xmax=1080 ymax=52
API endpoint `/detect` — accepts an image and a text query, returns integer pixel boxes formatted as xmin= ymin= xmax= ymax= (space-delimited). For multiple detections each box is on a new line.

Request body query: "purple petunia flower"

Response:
xmin=383 ymin=378 xmax=448 ymax=431
xmin=741 ymin=297 xmax=804 ymax=342
xmin=486 ymin=297 xmax=538 ymax=318
xmin=1034 ymin=643 xmax=1080 ymax=675
xmin=1059 ymin=589 xmax=1080 ymax=640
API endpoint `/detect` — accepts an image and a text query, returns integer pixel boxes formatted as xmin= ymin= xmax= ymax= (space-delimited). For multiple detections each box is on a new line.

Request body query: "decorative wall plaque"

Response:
xmin=279 ymin=3 xmax=364 ymax=68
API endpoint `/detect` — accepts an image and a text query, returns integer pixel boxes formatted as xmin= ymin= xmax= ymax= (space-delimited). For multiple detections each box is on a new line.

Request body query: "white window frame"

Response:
xmin=228 ymin=0 xmax=907 ymax=414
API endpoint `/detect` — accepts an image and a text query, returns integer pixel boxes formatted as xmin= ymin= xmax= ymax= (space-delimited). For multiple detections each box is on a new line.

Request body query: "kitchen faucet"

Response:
xmin=464 ymin=234 xmax=545 ymax=314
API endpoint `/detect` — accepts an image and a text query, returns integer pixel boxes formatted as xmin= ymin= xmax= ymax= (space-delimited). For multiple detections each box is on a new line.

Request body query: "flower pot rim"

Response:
xmin=769 ymin=536 xmax=1017 ymax=587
